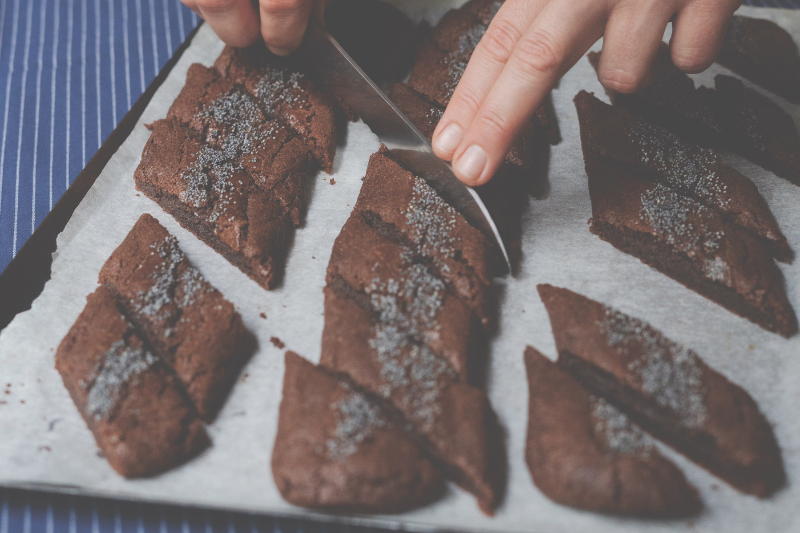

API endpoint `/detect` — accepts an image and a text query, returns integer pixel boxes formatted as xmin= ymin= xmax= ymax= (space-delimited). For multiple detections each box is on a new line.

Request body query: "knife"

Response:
xmin=301 ymin=17 xmax=511 ymax=273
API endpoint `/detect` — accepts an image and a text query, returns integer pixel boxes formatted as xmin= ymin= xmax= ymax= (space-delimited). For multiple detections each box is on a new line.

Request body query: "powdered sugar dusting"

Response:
xmin=132 ymin=235 xmax=210 ymax=320
xmin=134 ymin=236 xmax=183 ymax=317
xmin=629 ymin=117 xmax=730 ymax=208
xmin=327 ymin=390 xmax=387 ymax=461
xmin=178 ymin=267 xmax=209 ymax=308
xmin=426 ymin=106 xmax=444 ymax=124
xmin=406 ymin=177 xmax=458 ymax=260
xmin=444 ymin=58 xmax=467 ymax=99
xmin=351 ymin=153 xmax=476 ymax=430
xmin=254 ymin=67 xmax=305 ymax=117
xmin=703 ymin=256 xmax=730 ymax=282
xmin=85 ymin=338 xmax=159 ymax=421
xmin=443 ymin=1 xmax=503 ymax=99
xmin=598 ymin=307 xmax=707 ymax=428
xmin=458 ymin=25 xmax=487 ymax=59
xmin=367 ymin=263 xmax=455 ymax=431
xmin=180 ymin=89 xmax=278 ymax=213
xmin=640 ymin=184 xmax=725 ymax=258
xmin=590 ymin=396 xmax=652 ymax=457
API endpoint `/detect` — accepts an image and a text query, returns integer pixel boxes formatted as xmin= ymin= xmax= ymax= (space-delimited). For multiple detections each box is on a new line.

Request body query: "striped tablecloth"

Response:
xmin=0 ymin=0 xmax=198 ymax=272
xmin=1 ymin=0 xmax=798 ymax=532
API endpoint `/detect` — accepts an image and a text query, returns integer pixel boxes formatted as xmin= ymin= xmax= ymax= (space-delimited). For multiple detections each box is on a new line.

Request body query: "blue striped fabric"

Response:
xmin=0 ymin=1 xmax=798 ymax=532
xmin=0 ymin=0 xmax=198 ymax=272
xmin=0 ymin=487 xmax=370 ymax=533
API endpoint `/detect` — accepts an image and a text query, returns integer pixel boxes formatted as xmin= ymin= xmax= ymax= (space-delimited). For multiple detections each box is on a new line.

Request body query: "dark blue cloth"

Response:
xmin=0 ymin=487 xmax=373 ymax=533
xmin=0 ymin=0 xmax=198 ymax=272
xmin=0 ymin=0 xmax=798 ymax=532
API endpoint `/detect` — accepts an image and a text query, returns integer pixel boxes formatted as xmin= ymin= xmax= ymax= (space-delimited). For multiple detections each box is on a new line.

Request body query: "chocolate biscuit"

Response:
xmin=320 ymin=288 xmax=501 ymax=514
xmin=539 ymin=284 xmax=786 ymax=497
xmin=354 ymin=147 xmax=493 ymax=326
xmin=587 ymin=48 xmax=725 ymax=149
xmin=525 ymin=346 xmax=701 ymax=517
xmin=584 ymin=156 xmax=796 ymax=337
xmin=55 ymin=287 xmax=209 ymax=478
xmin=272 ymin=351 xmax=445 ymax=512
xmin=719 ymin=16 xmax=800 ymax=105
xmin=213 ymin=44 xmax=339 ymax=173
xmin=99 ymin=214 xmax=249 ymax=420
xmin=575 ymin=90 xmax=791 ymax=262
xmin=713 ymin=74 xmax=800 ymax=186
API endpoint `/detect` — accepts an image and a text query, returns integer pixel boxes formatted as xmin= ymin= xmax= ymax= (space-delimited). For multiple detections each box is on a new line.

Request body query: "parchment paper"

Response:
xmin=1 ymin=4 xmax=800 ymax=533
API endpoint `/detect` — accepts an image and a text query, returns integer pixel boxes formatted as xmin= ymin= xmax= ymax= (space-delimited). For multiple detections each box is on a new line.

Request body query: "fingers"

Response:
xmin=450 ymin=0 xmax=608 ymax=185
xmin=193 ymin=0 xmax=262 ymax=48
xmin=596 ymin=0 xmax=676 ymax=93
xmin=188 ymin=0 xmax=320 ymax=54
xmin=670 ymin=0 xmax=738 ymax=73
xmin=259 ymin=0 xmax=316 ymax=56
xmin=432 ymin=0 xmax=546 ymax=161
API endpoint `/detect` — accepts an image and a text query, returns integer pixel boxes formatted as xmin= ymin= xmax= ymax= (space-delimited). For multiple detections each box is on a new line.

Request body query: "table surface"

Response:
xmin=0 ymin=0 xmax=798 ymax=531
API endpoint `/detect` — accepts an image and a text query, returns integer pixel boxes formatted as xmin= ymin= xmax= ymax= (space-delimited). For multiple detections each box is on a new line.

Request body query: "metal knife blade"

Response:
xmin=301 ymin=17 xmax=511 ymax=273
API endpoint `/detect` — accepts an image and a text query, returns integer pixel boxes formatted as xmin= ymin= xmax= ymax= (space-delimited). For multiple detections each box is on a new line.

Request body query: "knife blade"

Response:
xmin=300 ymin=17 xmax=511 ymax=273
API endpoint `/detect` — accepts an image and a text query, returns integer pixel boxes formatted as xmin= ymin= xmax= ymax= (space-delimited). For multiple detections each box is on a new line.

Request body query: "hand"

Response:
xmin=432 ymin=0 xmax=743 ymax=186
xmin=181 ymin=0 xmax=327 ymax=56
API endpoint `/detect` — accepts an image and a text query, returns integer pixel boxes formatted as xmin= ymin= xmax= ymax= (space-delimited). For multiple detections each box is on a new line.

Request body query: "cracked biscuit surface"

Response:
xmin=136 ymin=51 xmax=340 ymax=289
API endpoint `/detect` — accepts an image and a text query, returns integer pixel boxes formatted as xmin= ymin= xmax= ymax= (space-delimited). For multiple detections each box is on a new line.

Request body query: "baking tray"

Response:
xmin=1 ymin=4 xmax=800 ymax=533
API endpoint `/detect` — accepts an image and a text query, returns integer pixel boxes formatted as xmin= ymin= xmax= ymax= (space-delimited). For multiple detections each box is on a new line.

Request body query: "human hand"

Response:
xmin=432 ymin=0 xmax=743 ymax=186
xmin=181 ymin=0 xmax=327 ymax=55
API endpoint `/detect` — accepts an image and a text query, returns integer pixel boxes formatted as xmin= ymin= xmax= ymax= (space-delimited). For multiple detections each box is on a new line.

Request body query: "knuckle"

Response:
xmin=514 ymin=30 xmax=563 ymax=77
xmin=478 ymin=20 xmax=522 ymax=64
xmin=260 ymin=0 xmax=306 ymax=15
xmin=477 ymin=108 xmax=513 ymax=139
xmin=453 ymin=87 xmax=483 ymax=116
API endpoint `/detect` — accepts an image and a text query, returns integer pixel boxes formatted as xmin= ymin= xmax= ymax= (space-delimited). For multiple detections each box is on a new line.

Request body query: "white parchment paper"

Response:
xmin=2 ymin=4 xmax=800 ymax=533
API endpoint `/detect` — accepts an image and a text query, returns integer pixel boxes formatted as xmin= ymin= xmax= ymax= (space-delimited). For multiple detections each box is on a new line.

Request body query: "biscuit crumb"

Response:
xmin=270 ymin=336 xmax=285 ymax=349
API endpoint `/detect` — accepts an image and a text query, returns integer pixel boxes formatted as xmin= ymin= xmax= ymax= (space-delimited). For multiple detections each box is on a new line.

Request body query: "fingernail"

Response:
xmin=434 ymin=123 xmax=463 ymax=156
xmin=268 ymin=46 xmax=294 ymax=57
xmin=454 ymin=145 xmax=487 ymax=184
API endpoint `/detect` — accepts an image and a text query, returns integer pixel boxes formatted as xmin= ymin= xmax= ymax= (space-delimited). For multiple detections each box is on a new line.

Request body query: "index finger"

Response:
xmin=452 ymin=0 xmax=607 ymax=185
xmin=432 ymin=0 xmax=545 ymax=161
